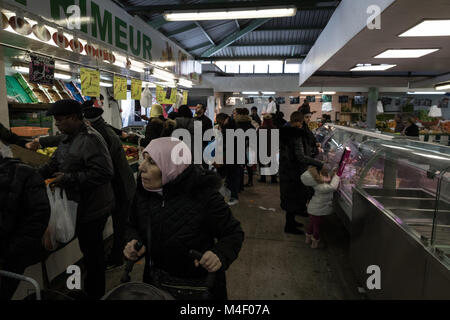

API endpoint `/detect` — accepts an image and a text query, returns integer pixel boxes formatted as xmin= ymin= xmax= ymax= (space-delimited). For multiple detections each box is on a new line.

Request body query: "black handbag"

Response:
xmin=146 ymin=211 xmax=215 ymax=300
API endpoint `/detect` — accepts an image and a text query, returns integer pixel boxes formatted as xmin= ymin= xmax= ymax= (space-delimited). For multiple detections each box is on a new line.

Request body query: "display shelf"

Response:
xmin=8 ymin=103 xmax=52 ymax=111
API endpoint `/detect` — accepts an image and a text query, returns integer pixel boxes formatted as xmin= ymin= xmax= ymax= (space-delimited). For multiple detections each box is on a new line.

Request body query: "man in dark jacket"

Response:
xmin=38 ymin=99 xmax=114 ymax=299
xmin=250 ymin=107 xmax=261 ymax=126
xmin=195 ymin=103 xmax=213 ymax=169
xmin=279 ymin=111 xmax=324 ymax=234
xmin=0 ymin=151 xmax=50 ymax=300
xmin=234 ymin=109 xmax=256 ymax=188
xmin=82 ymin=105 xmax=137 ymax=270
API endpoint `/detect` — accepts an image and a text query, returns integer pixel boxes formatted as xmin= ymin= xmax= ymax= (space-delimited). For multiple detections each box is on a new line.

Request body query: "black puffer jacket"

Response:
xmin=39 ymin=123 xmax=114 ymax=224
xmin=279 ymin=126 xmax=323 ymax=212
xmin=141 ymin=117 xmax=165 ymax=147
xmin=89 ymin=118 xmax=136 ymax=202
xmin=0 ymin=157 xmax=50 ymax=266
xmin=126 ymin=165 xmax=244 ymax=282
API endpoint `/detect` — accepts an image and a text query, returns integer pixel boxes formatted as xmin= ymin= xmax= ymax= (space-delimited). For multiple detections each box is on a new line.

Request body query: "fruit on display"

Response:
xmin=123 ymin=145 xmax=138 ymax=161
xmin=36 ymin=147 xmax=57 ymax=157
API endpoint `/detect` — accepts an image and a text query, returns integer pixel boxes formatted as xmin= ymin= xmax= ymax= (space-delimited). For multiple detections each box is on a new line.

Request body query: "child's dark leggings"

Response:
xmin=306 ymin=214 xmax=323 ymax=240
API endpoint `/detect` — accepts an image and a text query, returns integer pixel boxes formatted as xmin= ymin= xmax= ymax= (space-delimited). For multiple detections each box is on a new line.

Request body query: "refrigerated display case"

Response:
xmin=319 ymin=125 xmax=450 ymax=298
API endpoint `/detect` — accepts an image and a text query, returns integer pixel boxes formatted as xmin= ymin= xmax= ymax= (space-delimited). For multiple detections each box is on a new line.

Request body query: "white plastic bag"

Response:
xmin=45 ymin=186 xmax=78 ymax=249
xmin=140 ymin=86 xmax=153 ymax=108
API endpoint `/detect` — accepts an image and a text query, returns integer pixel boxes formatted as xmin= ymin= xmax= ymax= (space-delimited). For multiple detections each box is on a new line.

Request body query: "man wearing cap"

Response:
xmin=81 ymin=101 xmax=136 ymax=270
xmin=141 ymin=104 xmax=165 ymax=148
xmin=38 ymin=99 xmax=114 ymax=299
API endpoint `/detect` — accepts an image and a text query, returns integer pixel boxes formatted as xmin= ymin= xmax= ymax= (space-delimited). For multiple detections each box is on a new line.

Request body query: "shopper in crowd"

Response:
xmin=216 ymin=113 xmax=240 ymax=206
xmin=0 ymin=140 xmax=50 ymax=300
xmin=301 ymin=166 xmax=340 ymax=248
xmin=257 ymin=114 xmax=277 ymax=184
xmin=39 ymin=99 xmax=114 ymax=300
xmin=394 ymin=114 xmax=405 ymax=133
xmin=299 ymin=104 xmax=319 ymax=158
xmin=279 ymin=111 xmax=324 ymax=235
xmin=194 ymin=103 xmax=213 ymax=169
xmin=250 ymin=106 xmax=262 ymax=127
xmin=124 ymin=137 xmax=244 ymax=300
xmin=402 ymin=116 xmax=420 ymax=137
xmin=262 ymin=97 xmax=277 ymax=116
xmin=178 ymin=104 xmax=193 ymax=118
xmin=298 ymin=100 xmax=310 ymax=112
xmin=273 ymin=111 xmax=287 ymax=129
xmin=234 ymin=108 xmax=256 ymax=188
xmin=82 ymin=103 xmax=136 ymax=270
xmin=141 ymin=104 xmax=165 ymax=147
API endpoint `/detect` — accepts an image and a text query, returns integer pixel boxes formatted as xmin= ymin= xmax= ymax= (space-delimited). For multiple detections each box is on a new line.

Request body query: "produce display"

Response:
xmin=36 ymin=146 xmax=57 ymax=157
xmin=123 ymin=144 xmax=139 ymax=161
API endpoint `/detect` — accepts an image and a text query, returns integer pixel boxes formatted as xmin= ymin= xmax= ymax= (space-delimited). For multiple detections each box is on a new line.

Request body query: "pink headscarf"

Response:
xmin=142 ymin=137 xmax=192 ymax=187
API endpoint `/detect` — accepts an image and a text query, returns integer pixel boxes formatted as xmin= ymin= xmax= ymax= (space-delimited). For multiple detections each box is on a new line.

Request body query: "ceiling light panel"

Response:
xmin=375 ymin=49 xmax=439 ymax=58
xmin=399 ymin=20 xmax=450 ymax=37
xmin=350 ymin=64 xmax=396 ymax=71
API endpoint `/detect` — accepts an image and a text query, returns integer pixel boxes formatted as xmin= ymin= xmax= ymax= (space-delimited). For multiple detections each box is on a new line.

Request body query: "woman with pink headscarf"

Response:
xmin=124 ymin=137 xmax=244 ymax=300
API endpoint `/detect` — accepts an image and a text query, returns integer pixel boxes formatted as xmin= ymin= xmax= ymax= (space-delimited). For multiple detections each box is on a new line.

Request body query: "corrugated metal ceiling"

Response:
xmin=117 ymin=0 xmax=339 ymax=60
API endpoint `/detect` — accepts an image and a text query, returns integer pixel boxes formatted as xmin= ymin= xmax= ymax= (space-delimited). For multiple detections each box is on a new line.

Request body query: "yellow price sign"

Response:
xmin=182 ymin=91 xmax=188 ymax=105
xmin=156 ymin=85 xmax=177 ymax=104
xmin=114 ymin=76 xmax=127 ymax=100
xmin=80 ymin=68 xmax=100 ymax=97
xmin=131 ymin=79 xmax=142 ymax=100
xmin=156 ymin=85 xmax=165 ymax=104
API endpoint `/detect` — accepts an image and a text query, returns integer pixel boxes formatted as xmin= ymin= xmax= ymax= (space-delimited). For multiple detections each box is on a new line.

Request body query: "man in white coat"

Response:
xmin=262 ymin=97 xmax=277 ymax=116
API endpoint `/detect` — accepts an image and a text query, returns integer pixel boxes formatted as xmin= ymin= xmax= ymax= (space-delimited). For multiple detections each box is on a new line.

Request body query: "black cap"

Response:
xmin=81 ymin=100 xmax=104 ymax=119
xmin=299 ymin=104 xmax=311 ymax=115
xmin=47 ymin=99 xmax=82 ymax=116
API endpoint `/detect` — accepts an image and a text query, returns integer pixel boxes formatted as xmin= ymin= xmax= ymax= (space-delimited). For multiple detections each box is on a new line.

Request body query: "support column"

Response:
xmin=367 ymin=87 xmax=379 ymax=129
xmin=0 ymin=46 xmax=9 ymax=128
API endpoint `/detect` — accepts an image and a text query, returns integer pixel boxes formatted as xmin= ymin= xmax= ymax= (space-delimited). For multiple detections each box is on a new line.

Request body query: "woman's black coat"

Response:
xmin=126 ymin=165 xmax=244 ymax=296
xmin=279 ymin=126 xmax=323 ymax=213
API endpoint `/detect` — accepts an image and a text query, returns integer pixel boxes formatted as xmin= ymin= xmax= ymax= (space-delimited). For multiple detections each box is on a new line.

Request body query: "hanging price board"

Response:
xmin=29 ymin=54 xmax=55 ymax=86
xmin=80 ymin=68 xmax=100 ymax=97
xmin=183 ymin=91 xmax=188 ymax=105
xmin=156 ymin=86 xmax=177 ymax=104
xmin=131 ymin=79 xmax=142 ymax=100
xmin=114 ymin=76 xmax=127 ymax=100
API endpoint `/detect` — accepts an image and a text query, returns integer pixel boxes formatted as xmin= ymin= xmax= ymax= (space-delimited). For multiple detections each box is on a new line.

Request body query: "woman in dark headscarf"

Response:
xmin=124 ymin=137 xmax=244 ymax=300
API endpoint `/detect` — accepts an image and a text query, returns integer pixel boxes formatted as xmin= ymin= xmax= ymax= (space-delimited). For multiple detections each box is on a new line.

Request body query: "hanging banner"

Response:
xmin=114 ymin=76 xmax=127 ymax=100
xmin=131 ymin=79 xmax=142 ymax=100
xmin=156 ymin=85 xmax=176 ymax=104
xmin=183 ymin=91 xmax=188 ymax=105
xmin=29 ymin=54 xmax=55 ymax=85
xmin=80 ymin=68 xmax=100 ymax=97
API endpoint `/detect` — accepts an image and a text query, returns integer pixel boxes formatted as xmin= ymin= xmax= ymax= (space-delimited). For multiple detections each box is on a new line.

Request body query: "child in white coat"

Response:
xmin=301 ymin=166 xmax=340 ymax=248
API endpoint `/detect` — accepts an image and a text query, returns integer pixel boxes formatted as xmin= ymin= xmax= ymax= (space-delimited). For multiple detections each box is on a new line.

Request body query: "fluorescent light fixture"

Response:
xmin=242 ymin=91 xmax=259 ymax=95
xmin=262 ymin=91 xmax=276 ymax=95
xmin=12 ymin=66 xmax=29 ymax=73
xmin=407 ymin=91 xmax=446 ymax=95
xmin=435 ymin=82 xmax=450 ymax=91
xmin=399 ymin=20 xmax=450 ymax=37
xmin=350 ymin=64 xmax=396 ymax=71
xmin=178 ymin=79 xmax=193 ymax=88
xmin=54 ymin=73 xmax=71 ymax=80
xmin=300 ymin=91 xmax=336 ymax=95
xmin=375 ymin=49 xmax=439 ymax=59
xmin=142 ymin=82 xmax=156 ymax=88
xmin=100 ymin=82 xmax=113 ymax=87
xmin=164 ymin=6 xmax=297 ymax=21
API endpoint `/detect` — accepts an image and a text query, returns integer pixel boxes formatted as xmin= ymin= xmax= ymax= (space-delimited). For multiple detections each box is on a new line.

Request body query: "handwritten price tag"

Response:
xmin=80 ymin=68 xmax=100 ymax=97
xmin=114 ymin=76 xmax=127 ymax=100
xmin=131 ymin=79 xmax=142 ymax=100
